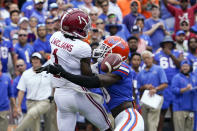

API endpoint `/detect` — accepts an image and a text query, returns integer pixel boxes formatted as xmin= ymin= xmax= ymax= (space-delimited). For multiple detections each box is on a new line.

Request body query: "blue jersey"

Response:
xmin=154 ymin=50 xmax=181 ymax=84
xmin=137 ymin=64 xmax=168 ymax=95
xmin=0 ymin=73 xmax=14 ymax=111
xmin=33 ymin=38 xmax=51 ymax=54
xmin=0 ymin=40 xmax=13 ymax=72
xmin=100 ymin=62 xmax=135 ymax=111
xmin=184 ymin=52 xmax=197 ymax=71
xmin=14 ymin=43 xmax=34 ymax=69
xmin=13 ymin=76 xmax=27 ymax=113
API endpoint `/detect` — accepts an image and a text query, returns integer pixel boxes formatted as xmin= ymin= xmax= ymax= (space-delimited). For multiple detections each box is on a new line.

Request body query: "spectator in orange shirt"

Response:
xmin=117 ymin=0 xmax=141 ymax=17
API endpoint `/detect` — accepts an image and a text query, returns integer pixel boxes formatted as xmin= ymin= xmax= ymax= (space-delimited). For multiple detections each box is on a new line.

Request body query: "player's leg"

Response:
xmin=114 ymin=108 xmax=144 ymax=131
xmin=54 ymin=88 xmax=78 ymax=131
xmin=76 ymin=89 xmax=112 ymax=131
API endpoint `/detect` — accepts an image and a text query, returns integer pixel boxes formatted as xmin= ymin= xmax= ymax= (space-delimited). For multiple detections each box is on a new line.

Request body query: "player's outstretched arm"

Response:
xmin=35 ymin=63 xmax=121 ymax=88
xmin=36 ymin=63 xmax=101 ymax=88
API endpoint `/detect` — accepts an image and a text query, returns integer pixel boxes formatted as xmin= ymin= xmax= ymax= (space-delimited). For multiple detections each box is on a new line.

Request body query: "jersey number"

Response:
xmin=52 ymin=48 xmax=60 ymax=78
xmin=53 ymin=48 xmax=59 ymax=64
xmin=160 ymin=57 xmax=175 ymax=69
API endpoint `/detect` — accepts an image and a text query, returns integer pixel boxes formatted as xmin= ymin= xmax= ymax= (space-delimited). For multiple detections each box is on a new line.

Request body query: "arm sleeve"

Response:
xmin=112 ymin=64 xmax=130 ymax=79
xmin=12 ymin=79 xmax=19 ymax=98
xmin=60 ymin=71 xmax=101 ymax=88
xmin=171 ymin=75 xmax=181 ymax=94
xmin=159 ymin=68 xmax=168 ymax=84
xmin=8 ymin=77 xmax=14 ymax=98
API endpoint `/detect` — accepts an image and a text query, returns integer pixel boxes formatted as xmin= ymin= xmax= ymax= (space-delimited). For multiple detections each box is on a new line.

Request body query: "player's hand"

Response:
xmin=35 ymin=64 xmax=59 ymax=75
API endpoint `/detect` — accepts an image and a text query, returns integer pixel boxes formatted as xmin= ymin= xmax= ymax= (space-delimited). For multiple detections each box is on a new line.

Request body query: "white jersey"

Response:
xmin=49 ymin=31 xmax=92 ymax=88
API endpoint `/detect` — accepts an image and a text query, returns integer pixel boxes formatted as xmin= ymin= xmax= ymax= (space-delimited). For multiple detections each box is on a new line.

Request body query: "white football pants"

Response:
xmin=114 ymin=108 xmax=144 ymax=131
xmin=54 ymin=87 xmax=111 ymax=131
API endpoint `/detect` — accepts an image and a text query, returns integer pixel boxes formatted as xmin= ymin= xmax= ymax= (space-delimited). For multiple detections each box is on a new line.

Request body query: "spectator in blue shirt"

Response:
xmin=137 ymin=50 xmax=168 ymax=131
xmin=0 ymin=61 xmax=17 ymax=131
xmin=33 ymin=24 xmax=51 ymax=60
xmin=3 ymin=10 xmax=19 ymax=41
xmin=13 ymin=59 xmax=27 ymax=114
xmin=171 ymin=60 xmax=197 ymax=131
xmin=143 ymin=4 xmax=170 ymax=52
xmin=25 ymin=0 xmax=46 ymax=24
xmin=14 ymin=29 xmax=34 ymax=69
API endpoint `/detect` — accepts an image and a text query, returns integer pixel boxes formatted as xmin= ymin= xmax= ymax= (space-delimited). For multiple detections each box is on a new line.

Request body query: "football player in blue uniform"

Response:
xmin=37 ymin=36 xmax=144 ymax=131
xmin=154 ymin=35 xmax=183 ymax=131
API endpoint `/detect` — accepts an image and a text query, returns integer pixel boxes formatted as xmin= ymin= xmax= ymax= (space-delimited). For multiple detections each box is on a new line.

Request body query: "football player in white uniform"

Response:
xmin=48 ymin=8 xmax=112 ymax=131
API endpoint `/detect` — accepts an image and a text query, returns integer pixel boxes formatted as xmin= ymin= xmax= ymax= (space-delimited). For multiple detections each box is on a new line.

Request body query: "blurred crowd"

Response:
xmin=0 ymin=0 xmax=197 ymax=131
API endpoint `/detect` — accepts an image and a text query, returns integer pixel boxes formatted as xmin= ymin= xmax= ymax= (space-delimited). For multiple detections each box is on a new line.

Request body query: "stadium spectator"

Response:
xmin=89 ymin=8 xmax=99 ymax=28
xmin=0 ymin=61 xmax=17 ymax=131
xmin=179 ymin=18 xmax=195 ymax=40
xmin=25 ymin=0 xmax=46 ymax=24
xmin=3 ymin=10 xmax=20 ymax=40
xmin=53 ymin=16 xmax=60 ymax=32
xmin=14 ymin=29 xmax=34 ymax=69
xmin=137 ymin=50 xmax=168 ymax=131
xmin=18 ymin=17 xmax=29 ymax=31
xmin=48 ymin=3 xmax=58 ymax=19
xmin=171 ymin=60 xmax=197 ymax=131
xmin=45 ymin=17 xmax=54 ymax=38
xmin=4 ymin=3 xmax=19 ymax=26
xmin=90 ymin=28 xmax=103 ymax=43
xmin=163 ymin=0 xmax=197 ymax=32
xmin=143 ymin=4 xmax=170 ymax=52
xmin=154 ymin=35 xmax=183 ymax=131
xmin=127 ymin=35 xmax=138 ymax=59
xmin=175 ymin=30 xmax=188 ymax=52
xmin=98 ymin=0 xmax=110 ymax=22
xmin=135 ymin=16 xmax=153 ymax=49
xmin=129 ymin=52 xmax=142 ymax=113
xmin=13 ymin=59 xmax=27 ymax=115
xmin=33 ymin=24 xmax=51 ymax=60
xmin=15 ymin=52 xmax=55 ymax=131
xmin=0 ymin=0 xmax=13 ymax=20
xmin=0 ymin=28 xmax=16 ymax=75
xmin=123 ymin=0 xmax=144 ymax=33
xmin=96 ymin=18 xmax=109 ymax=38
xmin=131 ymin=25 xmax=152 ymax=53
